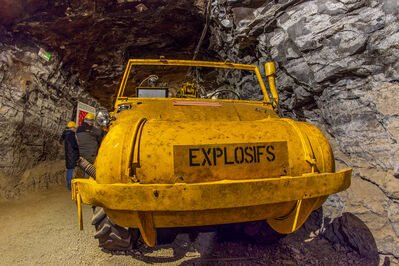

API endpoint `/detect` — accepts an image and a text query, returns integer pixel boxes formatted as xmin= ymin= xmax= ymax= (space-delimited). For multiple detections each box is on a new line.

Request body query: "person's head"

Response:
xmin=67 ymin=121 xmax=77 ymax=132
xmin=84 ymin=113 xmax=95 ymax=126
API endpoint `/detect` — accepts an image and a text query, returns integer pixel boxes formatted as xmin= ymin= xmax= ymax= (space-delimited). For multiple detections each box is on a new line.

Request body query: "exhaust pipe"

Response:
xmin=77 ymin=157 xmax=96 ymax=179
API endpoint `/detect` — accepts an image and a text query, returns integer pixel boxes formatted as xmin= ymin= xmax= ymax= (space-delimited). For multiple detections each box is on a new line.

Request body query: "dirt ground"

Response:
xmin=0 ymin=185 xmax=380 ymax=265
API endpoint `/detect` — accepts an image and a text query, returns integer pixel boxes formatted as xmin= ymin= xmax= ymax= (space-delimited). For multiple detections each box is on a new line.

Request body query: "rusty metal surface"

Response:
xmin=72 ymin=169 xmax=351 ymax=212
xmin=95 ymin=113 xmax=334 ymax=184
xmin=72 ymin=168 xmax=350 ymax=246
xmin=71 ymin=59 xmax=351 ymax=247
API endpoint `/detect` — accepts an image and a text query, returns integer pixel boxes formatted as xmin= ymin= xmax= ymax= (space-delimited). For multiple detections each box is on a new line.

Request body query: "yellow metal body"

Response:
xmin=265 ymin=62 xmax=279 ymax=109
xmin=72 ymin=59 xmax=351 ymax=247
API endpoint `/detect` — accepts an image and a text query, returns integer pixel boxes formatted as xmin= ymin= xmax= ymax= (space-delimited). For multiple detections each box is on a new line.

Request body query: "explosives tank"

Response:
xmin=72 ymin=59 xmax=351 ymax=249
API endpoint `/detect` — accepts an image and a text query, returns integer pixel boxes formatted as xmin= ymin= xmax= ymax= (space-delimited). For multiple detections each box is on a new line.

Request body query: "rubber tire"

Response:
xmin=91 ymin=207 xmax=140 ymax=251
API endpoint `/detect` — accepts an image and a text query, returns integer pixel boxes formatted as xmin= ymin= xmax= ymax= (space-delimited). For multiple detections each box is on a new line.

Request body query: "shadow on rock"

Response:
xmin=115 ymin=209 xmax=380 ymax=265
xmin=124 ymin=231 xmax=216 ymax=264
xmin=127 ymin=235 xmax=192 ymax=264
xmin=180 ymin=209 xmax=381 ymax=265
xmin=323 ymin=212 xmax=380 ymax=265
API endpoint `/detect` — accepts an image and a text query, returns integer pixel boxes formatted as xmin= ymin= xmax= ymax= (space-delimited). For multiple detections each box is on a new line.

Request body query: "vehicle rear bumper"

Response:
xmin=72 ymin=169 xmax=351 ymax=246
xmin=72 ymin=168 xmax=351 ymax=212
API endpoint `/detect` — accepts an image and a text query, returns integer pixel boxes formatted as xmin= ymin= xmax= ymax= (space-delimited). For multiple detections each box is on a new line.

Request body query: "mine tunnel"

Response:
xmin=0 ymin=0 xmax=398 ymax=265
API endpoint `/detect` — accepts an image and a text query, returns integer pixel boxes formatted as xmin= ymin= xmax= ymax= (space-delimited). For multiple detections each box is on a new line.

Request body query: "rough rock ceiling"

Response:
xmin=0 ymin=0 xmax=207 ymax=108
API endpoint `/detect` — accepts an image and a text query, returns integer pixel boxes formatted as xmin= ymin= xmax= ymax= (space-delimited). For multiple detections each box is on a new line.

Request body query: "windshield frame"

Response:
xmin=116 ymin=59 xmax=272 ymax=107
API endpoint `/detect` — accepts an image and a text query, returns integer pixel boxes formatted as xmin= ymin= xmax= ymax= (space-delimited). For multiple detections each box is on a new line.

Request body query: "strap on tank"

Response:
xmin=281 ymin=119 xmax=317 ymax=173
xmin=76 ymin=193 xmax=83 ymax=230
xmin=124 ymin=118 xmax=147 ymax=183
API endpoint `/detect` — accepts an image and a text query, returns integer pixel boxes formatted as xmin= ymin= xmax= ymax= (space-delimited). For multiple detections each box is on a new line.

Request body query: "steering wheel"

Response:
xmin=206 ymin=89 xmax=241 ymax=100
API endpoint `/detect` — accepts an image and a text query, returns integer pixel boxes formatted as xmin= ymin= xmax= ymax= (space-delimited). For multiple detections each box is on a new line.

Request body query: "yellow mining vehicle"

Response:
xmin=72 ymin=59 xmax=351 ymax=250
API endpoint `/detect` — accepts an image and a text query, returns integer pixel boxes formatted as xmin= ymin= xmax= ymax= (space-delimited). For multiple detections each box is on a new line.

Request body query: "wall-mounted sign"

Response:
xmin=38 ymin=48 xmax=52 ymax=62
xmin=76 ymin=101 xmax=96 ymax=126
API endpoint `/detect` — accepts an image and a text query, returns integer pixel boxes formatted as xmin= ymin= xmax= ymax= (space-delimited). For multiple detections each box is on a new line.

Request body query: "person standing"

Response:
xmin=61 ymin=121 xmax=79 ymax=191
xmin=76 ymin=113 xmax=105 ymax=165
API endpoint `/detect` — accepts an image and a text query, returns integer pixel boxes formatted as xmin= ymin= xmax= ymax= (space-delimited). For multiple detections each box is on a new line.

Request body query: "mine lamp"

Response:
xmin=95 ymin=110 xmax=111 ymax=127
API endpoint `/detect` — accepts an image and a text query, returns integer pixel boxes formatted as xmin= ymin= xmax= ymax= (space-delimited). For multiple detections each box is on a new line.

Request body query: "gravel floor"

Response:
xmin=0 ymin=185 xmax=379 ymax=265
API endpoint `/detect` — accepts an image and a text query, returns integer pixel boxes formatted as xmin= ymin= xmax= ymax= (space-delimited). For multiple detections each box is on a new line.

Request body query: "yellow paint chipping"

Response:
xmin=72 ymin=59 xmax=352 ymax=246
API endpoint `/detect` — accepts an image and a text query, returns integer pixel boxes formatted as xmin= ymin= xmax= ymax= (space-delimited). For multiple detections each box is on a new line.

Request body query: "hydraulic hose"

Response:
xmin=77 ymin=157 xmax=96 ymax=179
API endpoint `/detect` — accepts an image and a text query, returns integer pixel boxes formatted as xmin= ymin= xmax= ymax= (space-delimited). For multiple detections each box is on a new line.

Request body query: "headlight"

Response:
xmin=95 ymin=110 xmax=111 ymax=127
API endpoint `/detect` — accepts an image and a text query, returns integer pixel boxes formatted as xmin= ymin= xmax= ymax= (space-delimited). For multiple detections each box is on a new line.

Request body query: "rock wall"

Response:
xmin=1 ymin=0 xmax=398 ymax=262
xmin=208 ymin=0 xmax=399 ymax=262
xmin=1 ymin=0 xmax=207 ymax=109
xmin=0 ymin=0 xmax=207 ymax=198
xmin=0 ymin=41 xmax=99 ymax=199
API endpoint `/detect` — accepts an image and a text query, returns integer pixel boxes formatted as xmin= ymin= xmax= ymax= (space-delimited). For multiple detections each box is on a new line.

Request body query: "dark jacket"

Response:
xmin=76 ymin=122 xmax=105 ymax=164
xmin=61 ymin=128 xmax=79 ymax=169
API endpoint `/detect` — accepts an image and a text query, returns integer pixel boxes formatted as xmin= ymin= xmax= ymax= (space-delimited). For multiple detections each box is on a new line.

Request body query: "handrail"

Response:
xmin=115 ymin=59 xmax=278 ymax=109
